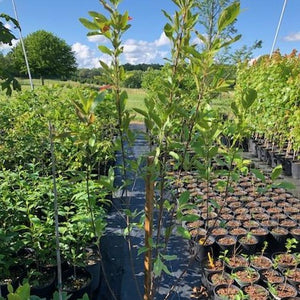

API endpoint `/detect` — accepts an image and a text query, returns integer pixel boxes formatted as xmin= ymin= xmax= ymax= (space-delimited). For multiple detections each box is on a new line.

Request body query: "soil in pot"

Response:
xmin=233 ymin=207 xmax=248 ymax=215
xmin=261 ymin=219 xmax=279 ymax=230
xmin=250 ymin=227 xmax=269 ymax=244
xmin=290 ymin=227 xmax=300 ymax=243
xmin=280 ymin=219 xmax=298 ymax=230
xmin=189 ymin=227 xmax=207 ymax=242
xmin=272 ymin=252 xmax=297 ymax=270
xmin=271 ymin=213 xmax=288 ymax=221
xmin=250 ymin=255 xmax=273 ymax=271
xmin=203 ymin=258 xmax=224 ymax=275
xmin=252 ymin=213 xmax=269 ymax=221
xmin=62 ymin=266 xmax=92 ymax=300
xmin=243 ymin=283 xmax=269 ymax=300
xmin=213 ymin=284 xmax=242 ymax=300
xmin=225 ymin=255 xmax=249 ymax=270
xmin=238 ymin=235 xmax=259 ymax=255
xmin=286 ymin=268 xmax=300 ymax=287
xmin=232 ymin=266 xmax=260 ymax=287
xmin=220 ymin=213 xmax=234 ymax=221
xmin=243 ymin=220 xmax=260 ymax=230
xmin=236 ymin=214 xmax=251 ymax=221
xmin=228 ymin=227 xmax=247 ymax=239
xmin=270 ymin=283 xmax=298 ymax=299
xmin=225 ymin=220 xmax=241 ymax=230
xmin=216 ymin=235 xmax=237 ymax=254
xmin=207 ymin=272 xmax=233 ymax=290
xmin=211 ymin=227 xmax=228 ymax=238
xmin=270 ymin=227 xmax=289 ymax=250
xmin=260 ymin=268 xmax=284 ymax=285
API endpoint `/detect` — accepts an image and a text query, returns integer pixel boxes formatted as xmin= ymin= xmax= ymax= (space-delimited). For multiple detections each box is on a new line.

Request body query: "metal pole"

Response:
xmin=11 ymin=0 xmax=34 ymax=90
xmin=270 ymin=0 xmax=288 ymax=58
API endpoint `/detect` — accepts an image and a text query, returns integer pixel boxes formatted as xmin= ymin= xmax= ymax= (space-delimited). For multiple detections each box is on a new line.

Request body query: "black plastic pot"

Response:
xmin=242 ymin=283 xmax=269 ymax=300
xmin=232 ymin=266 xmax=260 ymax=288
xmin=250 ymin=255 xmax=272 ymax=271
xmin=238 ymin=235 xmax=259 ymax=255
xmin=31 ymin=268 xmax=56 ymax=300
xmin=213 ymin=284 xmax=241 ymax=300
xmin=206 ymin=272 xmax=233 ymax=292
xmin=269 ymin=283 xmax=298 ymax=300
xmin=292 ymin=161 xmax=300 ymax=180
xmin=194 ymin=236 xmax=215 ymax=262
xmin=62 ymin=266 xmax=92 ymax=300
xmin=85 ymin=257 xmax=101 ymax=294
xmin=215 ymin=235 xmax=237 ymax=255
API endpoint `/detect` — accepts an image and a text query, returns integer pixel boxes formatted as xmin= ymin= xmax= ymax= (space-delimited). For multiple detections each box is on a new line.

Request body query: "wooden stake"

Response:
xmin=144 ymin=156 xmax=154 ymax=300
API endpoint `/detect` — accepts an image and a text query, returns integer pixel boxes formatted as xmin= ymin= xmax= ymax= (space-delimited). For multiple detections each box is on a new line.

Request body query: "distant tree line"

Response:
xmin=71 ymin=64 xmax=162 ymax=88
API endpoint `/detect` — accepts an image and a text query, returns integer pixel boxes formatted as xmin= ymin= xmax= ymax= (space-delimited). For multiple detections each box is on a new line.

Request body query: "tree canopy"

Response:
xmin=8 ymin=30 xmax=77 ymax=82
xmin=0 ymin=13 xmax=21 ymax=95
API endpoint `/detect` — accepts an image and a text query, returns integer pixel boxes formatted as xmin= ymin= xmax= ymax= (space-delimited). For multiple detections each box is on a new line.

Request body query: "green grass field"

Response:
xmin=16 ymin=79 xmax=231 ymax=120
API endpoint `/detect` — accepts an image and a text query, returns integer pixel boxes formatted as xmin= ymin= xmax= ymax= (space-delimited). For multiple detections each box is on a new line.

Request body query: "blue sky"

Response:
xmin=1 ymin=0 xmax=300 ymax=68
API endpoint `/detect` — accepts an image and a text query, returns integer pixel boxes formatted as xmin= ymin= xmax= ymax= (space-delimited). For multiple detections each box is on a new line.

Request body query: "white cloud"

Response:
xmin=284 ymin=32 xmax=300 ymax=42
xmin=0 ymin=39 xmax=19 ymax=53
xmin=122 ymin=32 xmax=171 ymax=64
xmin=4 ymin=22 xmax=12 ymax=30
xmin=72 ymin=42 xmax=111 ymax=68
xmin=192 ymin=36 xmax=204 ymax=46
xmin=154 ymin=32 xmax=170 ymax=47
xmin=73 ymin=31 xmax=171 ymax=68
xmin=87 ymin=35 xmax=108 ymax=44
xmin=123 ymin=38 xmax=169 ymax=64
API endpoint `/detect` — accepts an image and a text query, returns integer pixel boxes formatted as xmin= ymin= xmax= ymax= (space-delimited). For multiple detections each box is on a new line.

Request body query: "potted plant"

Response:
xmin=242 ymin=283 xmax=269 ymax=300
xmin=232 ymin=266 xmax=260 ymax=288
xmin=250 ymin=241 xmax=272 ymax=271
xmin=261 ymin=268 xmax=284 ymax=285
xmin=213 ymin=283 xmax=243 ymax=300
xmin=272 ymin=238 xmax=298 ymax=271
xmin=268 ymin=282 xmax=298 ymax=300
xmin=238 ymin=233 xmax=259 ymax=255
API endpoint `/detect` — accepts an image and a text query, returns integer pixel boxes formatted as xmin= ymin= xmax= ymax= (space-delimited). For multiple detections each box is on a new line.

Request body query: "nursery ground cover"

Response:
xmin=100 ymin=124 xmax=300 ymax=300
xmin=100 ymin=123 xmax=203 ymax=300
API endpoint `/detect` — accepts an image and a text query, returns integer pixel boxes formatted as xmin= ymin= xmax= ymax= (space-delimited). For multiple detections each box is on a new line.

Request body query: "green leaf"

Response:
xmin=98 ymin=45 xmax=112 ymax=55
xmin=120 ymin=11 xmax=129 ymax=29
xmin=180 ymin=214 xmax=199 ymax=222
xmin=251 ymin=168 xmax=265 ymax=183
xmin=218 ymin=1 xmax=240 ymax=32
xmin=149 ymin=111 xmax=162 ymax=128
xmin=271 ymin=165 xmax=282 ymax=181
xmin=162 ymin=263 xmax=172 ymax=275
xmin=164 ymin=23 xmax=173 ymax=38
xmin=89 ymin=11 xmax=107 ymax=23
xmin=276 ymin=181 xmax=295 ymax=190
xmin=137 ymin=246 xmax=149 ymax=256
xmin=161 ymin=254 xmax=177 ymax=261
xmin=153 ymin=256 xmax=164 ymax=277
xmin=133 ymin=107 xmax=148 ymax=118
xmin=169 ymin=151 xmax=179 ymax=161
xmin=177 ymin=226 xmax=191 ymax=239
xmin=242 ymin=88 xmax=257 ymax=109
xmin=178 ymin=191 xmax=190 ymax=206
xmin=88 ymin=135 xmax=96 ymax=148
xmin=231 ymin=101 xmax=239 ymax=116
xmin=79 ymin=18 xmax=99 ymax=30
xmin=100 ymin=60 xmax=110 ymax=71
